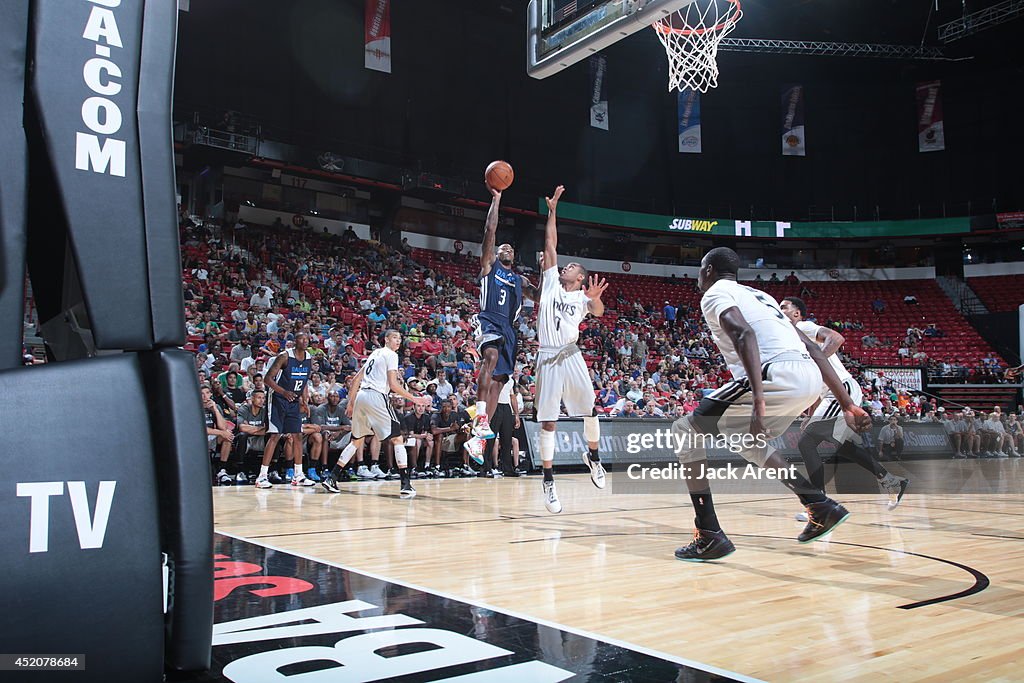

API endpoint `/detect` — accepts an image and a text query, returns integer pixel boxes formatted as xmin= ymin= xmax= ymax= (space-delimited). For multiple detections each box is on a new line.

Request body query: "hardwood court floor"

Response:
xmin=212 ymin=468 xmax=1024 ymax=682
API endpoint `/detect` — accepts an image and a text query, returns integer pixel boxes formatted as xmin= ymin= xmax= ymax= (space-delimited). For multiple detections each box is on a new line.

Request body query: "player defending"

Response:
xmin=320 ymin=330 xmax=431 ymax=498
xmin=467 ymin=183 xmax=524 ymax=463
xmin=258 ymin=331 xmax=315 ymax=488
xmin=781 ymin=296 xmax=909 ymax=512
xmin=672 ymin=248 xmax=871 ymax=561
xmin=533 ymin=185 xmax=608 ymax=513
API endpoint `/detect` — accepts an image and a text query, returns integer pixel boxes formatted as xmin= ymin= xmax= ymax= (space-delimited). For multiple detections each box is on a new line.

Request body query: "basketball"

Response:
xmin=484 ymin=160 xmax=514 ymax=191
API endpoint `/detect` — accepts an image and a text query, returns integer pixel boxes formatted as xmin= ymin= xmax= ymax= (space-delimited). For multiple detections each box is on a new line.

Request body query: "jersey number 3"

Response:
xmin=497 ymin=289 xmax=507 ymax=306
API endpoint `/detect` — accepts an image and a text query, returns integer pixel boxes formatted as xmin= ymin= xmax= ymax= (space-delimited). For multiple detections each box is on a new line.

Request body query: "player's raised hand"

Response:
xmin=584 ymin=274 xmax=609 ymax=300
xmin=488 ymin=184 xmax=502 ymax=199
xmin=545 ymin=185 xmax=565 ymax=211
xmin=844 ymin=405 xmax=872 ymax=433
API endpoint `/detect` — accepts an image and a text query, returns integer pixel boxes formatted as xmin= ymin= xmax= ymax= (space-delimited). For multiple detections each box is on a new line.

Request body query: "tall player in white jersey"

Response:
xmin=320 ymin=330 xmax=431 ymax=498
xmin=532 ymin=185 xmax=609 ymax=514
xmin=671 ymin=248 xmax=871 ymax=561
xmin=781 ymin=297 xmax=909 ymax=511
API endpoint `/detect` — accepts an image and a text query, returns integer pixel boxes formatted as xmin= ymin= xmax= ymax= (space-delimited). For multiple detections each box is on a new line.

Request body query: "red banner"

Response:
xmin=364 ymin=0 xmax=391 ymax=73
xmin=916 ymin=80 xmax=945 ymax=152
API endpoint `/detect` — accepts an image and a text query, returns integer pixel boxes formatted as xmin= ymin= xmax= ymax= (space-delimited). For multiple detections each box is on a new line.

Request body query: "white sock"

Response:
xmin=259 ymin=465 xmax=269 ymax=479
xmin=476 ymin=401 xmax=488 ymax=421
xmin=338 ymin=443 xmax=357 ymax=468
xmin=539 ymin=429 xmax=555 ymax=465
xmin=394 ymin=443 xmax=408 ymax=468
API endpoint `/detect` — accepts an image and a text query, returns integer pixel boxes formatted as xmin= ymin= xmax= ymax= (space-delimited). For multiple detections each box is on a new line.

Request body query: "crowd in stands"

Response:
xmin=169 ymin=213 xmax=1024 ymax=478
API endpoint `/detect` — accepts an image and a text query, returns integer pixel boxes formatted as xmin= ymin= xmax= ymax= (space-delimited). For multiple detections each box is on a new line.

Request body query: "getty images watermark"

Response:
xmin=620 ymin=427 xmax=799 ymax=485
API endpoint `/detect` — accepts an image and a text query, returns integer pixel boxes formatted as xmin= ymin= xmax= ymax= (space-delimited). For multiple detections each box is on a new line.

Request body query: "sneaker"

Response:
xmin=674 ymin=529 xmax=736 ymax=562
xmin=794 ymin=511 xmax=809 ymax=522
xmin=369 ymin=464 xmax=387 ymax=479
xmin=255 ymin=476 xmax=273 ymax=489
xmin=306 ymin=468 xmax=322 ymax=482
xmin=462 ymin=465 xmax=477 ymax=477
xmin=235 ymin=472 xmax=249 ymax=485
xmin=385 ymin=468 xmax=401 ymax=480
xmin=880 ymin=473 xmax=910 ymax=510
xmin=400 ymin=481 xmax=417 ymax=499
xmin=581 ymin=452 xmax=606 ymax=490
xmin=285 ymin=468 xmax=294 ymax=480
xmin=952 ymin=451 xmax=967 ymax=459
xmin=543 ymin=480 xmax=562 ymax=514
xmin=340 ymin=468 xmax=358 ymax=482
xmin=472 ymin=416 xmax=495 ymax=440
xmin=464 ymin=437 xmax=486 ymax=465
xmin=291 ymin=474 xmax=316 ymax=487
xmin=268 ymin=471 xmax=284 ymax=484
xmin=797 ymin=500 xmax=851 ymax=543
xmin=356 ymin=465 xmax=374 ymax=480
xmin=320 ymin=476 xmax=340 ymax=493
xmin=492 ymin=469 xmax=504 ymax=477
xmin=216 ymin=468 xmax=233 ymax=486
xmin=505 ymin=469 xmax=522 ymax=477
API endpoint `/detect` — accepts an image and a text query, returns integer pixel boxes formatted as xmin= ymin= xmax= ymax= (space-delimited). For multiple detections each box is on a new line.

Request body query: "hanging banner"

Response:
xmin=589 ymin=55 xmax=609 ymax=130
xmin=781 ymin=84 xmax=806 ymax=156
xmin=917 ymin=80 xmax=945 ymax=152
xmin=364 ymin=0 xmax=391 ymax=73
xmin=678 ymin=88 xmax=701 ymax=154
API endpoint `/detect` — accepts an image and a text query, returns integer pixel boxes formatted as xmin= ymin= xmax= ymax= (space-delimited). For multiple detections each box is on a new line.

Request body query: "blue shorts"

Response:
xmin=268 ymin=394 xmax=302 ymax=434
xmin=477 ymin=318 xmax=516 ymax=378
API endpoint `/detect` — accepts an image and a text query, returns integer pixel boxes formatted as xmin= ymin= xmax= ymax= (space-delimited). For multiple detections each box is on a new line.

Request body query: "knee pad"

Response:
xmin=583 ymin=416 xmax=600 ymax=443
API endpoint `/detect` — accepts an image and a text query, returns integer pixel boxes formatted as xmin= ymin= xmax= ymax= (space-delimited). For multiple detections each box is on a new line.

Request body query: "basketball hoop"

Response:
xmin=653 ymin=0 xmax=742 ymax=93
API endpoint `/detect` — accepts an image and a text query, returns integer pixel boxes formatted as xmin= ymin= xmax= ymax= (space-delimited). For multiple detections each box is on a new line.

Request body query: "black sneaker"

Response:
xmin=400 ymin=479 xmax=416 ymax=499
xmin=797 ymin=500 xmax=851 ymax=543
xmin=675 ymin=529 xmax=736 ymax=562
xmin=320 ymin=476 xmax=340 ymax=494
xmin=268 ymin=471 xmax=284 ymax=485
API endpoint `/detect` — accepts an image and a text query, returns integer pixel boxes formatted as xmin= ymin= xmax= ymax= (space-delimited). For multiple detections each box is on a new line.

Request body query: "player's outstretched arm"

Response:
xmin=800 ymin=334 xmax=871 ymax=432
xmin=389 ymin=370 xmax=432 ymax=405
xmin=584 ymin=274 xmax=608 ymax=317
xmin=718 ymin=307 xmax=768 ymax=437
xmin=521 ymin=275 xmax=538 ymax=303
xmin=543 ymin=185 xmax=564 ymax=270
xmin=480 ymin=186 xmax=501 ymax=279
xmin=816 ymin=327 xmax=845 ymax=358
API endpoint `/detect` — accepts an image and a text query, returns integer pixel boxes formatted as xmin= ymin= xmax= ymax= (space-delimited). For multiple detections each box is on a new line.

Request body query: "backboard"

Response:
xmin=528 ymin=0 xmax=696 ymax=79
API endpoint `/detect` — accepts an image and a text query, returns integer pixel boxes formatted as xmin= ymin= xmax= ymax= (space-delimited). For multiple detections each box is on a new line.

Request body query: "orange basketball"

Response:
xmin=484 ymin=160 xmax=514 ymax=191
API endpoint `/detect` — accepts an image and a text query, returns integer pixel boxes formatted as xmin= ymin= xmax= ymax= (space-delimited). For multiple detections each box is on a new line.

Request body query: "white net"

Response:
xmin=653 ymin=0 xmax=743 ymax=93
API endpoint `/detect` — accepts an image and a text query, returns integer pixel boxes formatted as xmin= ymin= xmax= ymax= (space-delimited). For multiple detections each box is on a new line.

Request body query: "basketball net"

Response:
xmin=653 ymin=0 xmax=742 ymax=93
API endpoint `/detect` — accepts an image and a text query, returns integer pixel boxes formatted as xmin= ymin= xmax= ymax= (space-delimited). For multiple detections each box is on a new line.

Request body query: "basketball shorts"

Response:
xmin=351 ymin=389 xmax=401 ymax=440
xmin=534 ymin=344 xmax=595 ymax=422
xmin=476 ymin=317 xmax=516 ymax=378
xmin=675 ymin=355 xmax=820 ymax=467
xmin=808 ymin=378 xmax=863 ymax=445
xmin=268 ymin=394 xmax=303 ymax=434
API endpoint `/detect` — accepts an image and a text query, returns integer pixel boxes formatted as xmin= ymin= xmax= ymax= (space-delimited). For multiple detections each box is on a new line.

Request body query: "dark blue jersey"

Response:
xmin=479 ymin=265 xmax=523 ymax=327
xmin=277 ymin=352 xmax=312 ymax=394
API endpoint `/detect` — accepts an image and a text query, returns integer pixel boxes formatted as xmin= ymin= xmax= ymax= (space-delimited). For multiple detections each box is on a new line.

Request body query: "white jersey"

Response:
xmin=537 ymin=267 xmax=590 ymax=348
xmin=498 ymin=377 xmax=514 ymax=405
xmin=700 ymin=279 xmax=807 ymax=380
xmin=796 ymin=320 xmax=853 ymax=385
xmin=360 ymin=346 xmax=398 ymax=394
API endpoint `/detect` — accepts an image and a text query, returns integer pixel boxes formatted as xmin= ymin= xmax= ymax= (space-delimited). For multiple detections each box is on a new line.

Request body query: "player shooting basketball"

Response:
xmin=467 ymin=183 xmax=523 ymax=463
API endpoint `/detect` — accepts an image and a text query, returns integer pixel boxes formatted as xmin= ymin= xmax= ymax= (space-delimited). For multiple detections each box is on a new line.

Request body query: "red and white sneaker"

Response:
xmin=472 ymin=416 xmax=495 ymax=440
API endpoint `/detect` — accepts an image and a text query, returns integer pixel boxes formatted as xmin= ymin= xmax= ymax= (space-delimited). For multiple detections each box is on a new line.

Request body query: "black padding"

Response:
xmin=0 ymin=1 xmax=29 ymax=370
xmin=26 ymin=0 xmax=183 ymax=351
xmin=139 ymin=0 xmax=185 ymax=347
xmin=139 ymin=349 xmax=213 ymax=672
xmin=0 ymin=356 xmax=165 ymax=682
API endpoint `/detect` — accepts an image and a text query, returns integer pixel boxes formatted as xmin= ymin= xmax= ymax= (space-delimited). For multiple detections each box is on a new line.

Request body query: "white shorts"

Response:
xmin=676 ymin=357 xmax=821 ymax=467
xmin=809 ymin=378 xmax=863 ymax=445
xmin=534 ymin=344 xmax=595 ymax=422
xmin=351 ymin=390 xmax=401 ymax=440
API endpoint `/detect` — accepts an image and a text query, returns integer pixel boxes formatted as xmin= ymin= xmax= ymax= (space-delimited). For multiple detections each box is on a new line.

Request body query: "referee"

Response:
xmin=490 ymin=377 xmax=520 ymax=476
